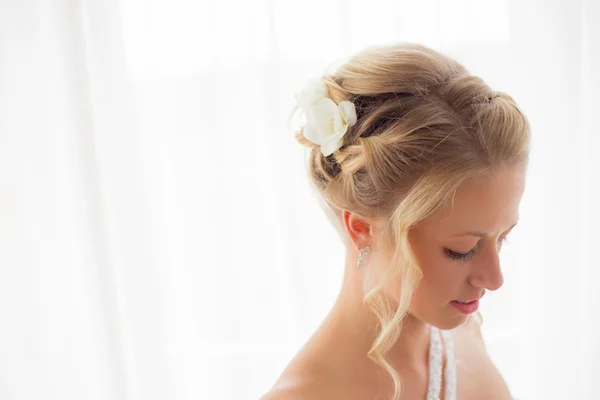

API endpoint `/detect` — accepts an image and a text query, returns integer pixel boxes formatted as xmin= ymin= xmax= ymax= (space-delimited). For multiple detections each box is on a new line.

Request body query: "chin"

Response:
xmin=430 ymin=308 xmax=470 ymax=330
xmin=433 ymin=315 xmax=467 ymax=330
xmin=410 ymin=306 xmax=469 ymax=330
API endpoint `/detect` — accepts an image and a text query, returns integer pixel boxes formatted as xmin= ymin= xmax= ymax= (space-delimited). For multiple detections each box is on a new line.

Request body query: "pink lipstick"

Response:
xmin=450 ymin=299 xmax=479 ymax=314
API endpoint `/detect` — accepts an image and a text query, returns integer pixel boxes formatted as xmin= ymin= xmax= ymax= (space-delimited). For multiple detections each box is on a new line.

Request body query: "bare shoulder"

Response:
xmin=259 ymin=376 xmax=341 ymax=400
xmin=259 ymin=382 xmax=305 ymax=400
xmin=259 ymin=330 xmax=359 ymax=400
xmin=259 ymin=353 xmax=367 ymax=400
xmin=453 ymin=313 xmax=514 ymax=399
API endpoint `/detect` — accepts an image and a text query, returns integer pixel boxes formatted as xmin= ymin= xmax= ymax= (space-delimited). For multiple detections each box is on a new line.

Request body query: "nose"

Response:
xmin=468 ymin=245 xmax=504 ymax=291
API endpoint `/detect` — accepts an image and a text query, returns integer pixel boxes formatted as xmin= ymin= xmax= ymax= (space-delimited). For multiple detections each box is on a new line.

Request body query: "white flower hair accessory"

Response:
xmin=294 ymin=77 xmax=357 ymax=157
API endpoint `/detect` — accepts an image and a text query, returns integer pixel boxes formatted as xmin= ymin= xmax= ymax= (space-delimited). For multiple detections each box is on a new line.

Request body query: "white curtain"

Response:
xmin=1 ymin=0 xmax=598 ymax=399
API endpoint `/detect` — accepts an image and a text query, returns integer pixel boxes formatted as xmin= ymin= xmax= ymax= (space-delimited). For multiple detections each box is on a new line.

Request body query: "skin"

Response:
xmin=263 ymin=165 xmax=526 ymax=400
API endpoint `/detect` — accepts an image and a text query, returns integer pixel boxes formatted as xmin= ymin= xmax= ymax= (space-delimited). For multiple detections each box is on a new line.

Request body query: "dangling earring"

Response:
xmin=357 ymin=246 xmax=371 ymax=268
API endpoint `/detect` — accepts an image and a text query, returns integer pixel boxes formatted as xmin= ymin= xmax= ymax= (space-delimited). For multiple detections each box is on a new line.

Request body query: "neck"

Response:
xmin=326 ymin=246 xmax=431 ymax=371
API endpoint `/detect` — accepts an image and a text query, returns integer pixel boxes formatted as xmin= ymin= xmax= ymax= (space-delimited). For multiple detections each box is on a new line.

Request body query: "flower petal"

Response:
xmin=338 ymin=101 xmax=357 ymax=126
xmin=304 ymin=97 xmax=338 ymax=138
xmin=333 ymin=108 xmax=346 ymax=134
xmin=320 ymin=123 xmax=350 ymax=156
xmin=331 ymin=122 xmax=349 ymax=143
xmin=305 ymin=97 xmax=338 ymax=122
xmin=294 ymin=78 xmax=328 ymax=107
xmin=302 ymin=122 xmax=323 ymax=145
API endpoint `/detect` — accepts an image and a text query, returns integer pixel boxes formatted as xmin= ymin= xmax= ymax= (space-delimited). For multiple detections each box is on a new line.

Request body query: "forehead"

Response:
xmin=422 ymin=166 xmax=526 ymax=235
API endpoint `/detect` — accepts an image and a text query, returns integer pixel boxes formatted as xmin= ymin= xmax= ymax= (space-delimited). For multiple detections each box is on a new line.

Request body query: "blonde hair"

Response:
xmin=291 ymin=42 xmax=530 ymax=399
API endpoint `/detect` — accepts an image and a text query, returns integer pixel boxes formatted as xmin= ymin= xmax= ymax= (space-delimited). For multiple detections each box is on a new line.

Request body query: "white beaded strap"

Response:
xmin=426 ymin=326 xmax=443 ymax=400
xmin=441 ymin=329 xmax=457 ymax=400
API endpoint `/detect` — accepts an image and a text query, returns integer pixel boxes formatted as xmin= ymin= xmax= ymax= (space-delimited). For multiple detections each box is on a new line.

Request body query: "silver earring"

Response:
xmin=357 ymin=246 xmax=371 ymax=268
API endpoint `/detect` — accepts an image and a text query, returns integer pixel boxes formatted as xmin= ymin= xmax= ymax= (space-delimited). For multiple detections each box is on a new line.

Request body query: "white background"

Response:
xmin=1 ymin=0 xmax=599 ymax=399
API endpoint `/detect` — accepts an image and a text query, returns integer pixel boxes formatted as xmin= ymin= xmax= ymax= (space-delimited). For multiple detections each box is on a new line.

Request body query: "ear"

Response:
xmin=342 ymin=210 xmax=374 ymax=252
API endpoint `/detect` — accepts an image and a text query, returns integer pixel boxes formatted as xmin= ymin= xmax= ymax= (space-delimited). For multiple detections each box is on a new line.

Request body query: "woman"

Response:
xmin=262 ymin=42 xmax=529 ymax=400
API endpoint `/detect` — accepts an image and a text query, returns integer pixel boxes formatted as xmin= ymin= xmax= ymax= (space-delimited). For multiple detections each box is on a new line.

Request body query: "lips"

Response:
xmin=450 ymin=292 xmax=484 ymax=314
xmin=450 ymin=299 xmax=479 ymax=314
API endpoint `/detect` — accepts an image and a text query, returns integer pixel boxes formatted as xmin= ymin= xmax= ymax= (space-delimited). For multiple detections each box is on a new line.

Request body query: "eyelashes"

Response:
xmin=445 ymin=248 xmax=475 ymax=261
xmin=445 ymin=236 xmax=509 ymax=262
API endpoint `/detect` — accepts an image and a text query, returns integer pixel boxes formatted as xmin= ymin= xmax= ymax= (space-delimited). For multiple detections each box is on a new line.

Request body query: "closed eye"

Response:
xmin=444 ymin=248 xmax=475 ymax=261
xmin=445 ymin=236 xmax=509 ymax=262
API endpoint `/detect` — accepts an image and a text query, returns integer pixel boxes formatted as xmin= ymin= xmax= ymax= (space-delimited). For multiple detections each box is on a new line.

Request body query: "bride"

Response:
xmin=262 ymin=42 xmax=529 ymax=400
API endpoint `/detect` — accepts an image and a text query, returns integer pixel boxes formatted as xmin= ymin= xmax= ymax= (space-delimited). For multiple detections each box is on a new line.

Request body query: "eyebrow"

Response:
xmin=453 ymin=221 xmax=519 ymax=238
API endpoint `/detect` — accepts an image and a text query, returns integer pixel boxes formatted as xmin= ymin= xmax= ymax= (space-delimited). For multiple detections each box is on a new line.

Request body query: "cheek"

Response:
xmin=409 ymin=262 xmax=466 ymax=319
xmin=408 ymin=232 xmax=466 ymax=302
xmin=410 ymin=234 xmax=457 ymax=286
xmin=415 ymin=255 xmax=465 ymax=297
